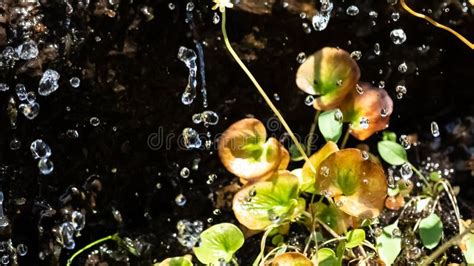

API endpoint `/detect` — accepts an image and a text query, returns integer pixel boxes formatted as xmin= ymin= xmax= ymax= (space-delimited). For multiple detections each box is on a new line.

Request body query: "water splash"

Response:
xmin=311 ymin=0 xmax=333 ymax=31
xmin=177 ymin=46 xmax=197 ymax=105
xmin=196 ymin=43 xmax=208 ymax=108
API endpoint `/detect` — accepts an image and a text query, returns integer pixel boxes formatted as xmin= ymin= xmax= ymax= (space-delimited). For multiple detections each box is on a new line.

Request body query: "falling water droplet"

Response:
xmin=346 ymin=5 xmax=359 ymax=16
xmin=390 ymin=29 xmax=407 ymax=45
xmin=398 ymin=62 xmax=408 ymax=73
xmin=15 ymin=84 xmax=27 ymax=101
xmin=430 ymin=121 xmax=440 ymax=137
xmin=38 ymin=69 xmax=60 ymax=96
xmin=69 ymin=77 xmax=81 ymax=88
xmin=212 ymin=12 xmax=220 ymax=24
xmin=305 ymin=95 xmax=315 ymax=106
xmin=182 ymin=128 xmax=202 ymax=149
xmin=361 ymin=151 xmax=369 ymax=160
xmin=359 ymin=117 xmax=369 ymax=129
xmin=400 ymin=163 xmax=413 ymax=180
xmin=356 ymin=84 xmax=364 ymax=94
xmin=334 ymin=109 xmax=343 ymax=122
xmin=0 ymin=83 xmax=9 ymax=92
xmin=296 ymin=52 xmax=306 ymax=63
xmin=175 ymin=194 xmax=187 ymax=206
xmin=180 ymin=167 xmax=190 ymax=178
xmin=311 ymin=0 xmax=333 ymax=31
xmin=177 ymin=47 xmax=198 ymax=105
xmin=374 ymin=43 xmax=381 ymax=55
xmin=30 ymin=139 xmax=52 ymax=159
xmin=391 ymin=12 xmax=400 ymax=21
xmin=350 ymin=50 xmax=362 ymax=60
xmin=399 ymin=135 xmax=411 ymax=149
xmin=38 ymin=158 xmax=54 ymax=175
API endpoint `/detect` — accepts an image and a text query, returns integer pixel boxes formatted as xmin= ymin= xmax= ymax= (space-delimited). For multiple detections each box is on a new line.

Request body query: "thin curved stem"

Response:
xmin=307 ymin=110 xmax=321 ymax=155
xmin=253 ymin=225 xmax=278 ymax=266
xmin=400 ymin=0 xmax=474 ymax=50
xmin=67 ymin=234 xmax=117 ymax=266
xmin=221 ymin=10 xmax=315 ymax=174
xmin=340 ymin=128 xmax=351 ymax=149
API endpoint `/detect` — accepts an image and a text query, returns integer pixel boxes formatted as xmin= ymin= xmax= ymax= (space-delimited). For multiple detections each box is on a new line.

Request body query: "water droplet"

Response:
xmin=350 ymin=50 xmax=362 ymax=60
xmin=180 ymin=167 xmax=190 ymax=178
xmin=398 ymin=62 xmax=408 ymax=73
xmin=168 ymin=2 xmax=175 ymax=10
xmin=391 ymin=12 xmax=400 ymax=21
xmin=192 ymin=113 xmax=202 ymax=124
xmin=399 ymin=134 xmax=411 ymax=149
xmin=369 ymin=11 xmax=378 ymax=18
xmin=213 ymin=209 xmax=221 ymax=216
xmin=305 ymin=95 xmax=315 ymax=106
xmin=334 ymin=109 xmax=343 ymax=122
xmin=430 ymin=121 xmax=440 ymax=137
xmin=38 ymin=158 xmax=54 ymax=175
xmin=186 ymin=2 xmax=195 ymax=11
xmin=400 ymin=163 xmax=413 ymax=180
xmin=212 ymin=12 xmax=220 ymax=24
xmin=336 ymin=79 xmax=343 ymax=86
xmin=177 ymin=47 xmax=197 ymax=105
xmin=17 ymin=40 xmax=39 ymax=60
xmin=201 ymin=111 xmax=219 ymax=126
xmin=380 ymin=107 xmax=388 ymax=117
xmin=407 ymin=246 xmax=421 ymax=260
xmin=15 ymin=84 xmax=27 ymax=101
xmin=38 ymin=69 xmax=60 ymax=96
xmin=17 ymin=244 xmax=27 ymax=256
xmin=175 ymin=194 xmax=187 ymax=206
xmin=1 ymin=255 xmax=8 ymax=265
xmin=206 ymin=173 xmax=217 ymax=184
xmin=356 ymin=84 xmax=364 ymax=94
xmin=296 ymin=52 xmax=306 ymax=63
xmin=249 ymin=186 xmax=257 ymax=197
xmin=302 ymin=22 xmax=312 ymax=34
xmin=374 ymin=43 xmax=381 ymax=55
xmin=71 ymin=211 xmax=85 ymax=231
xmin=362 ymin=179 xmax=369 ymax=185
xmin=26 ymin=91 xmax=36 ymax=103
xmin=374 ymin=227 xmax=383 ymax=236
xmin=311 ymin=0 xmax=333 ymax=31
xmin=30 ymin=139 xmax=51 ymax=159
xmin=66 ymin=129 xmax=79 ymax=139
xmin=176 ymin=219 xmax=203 ymax=248
xmin=378 ymin=80 xmax=385 ymax=89
xmin=19 ymin=101 xmax=40 ymax=120
xmin=9 ymin=138 xmax=21 ymax=150
xmin=359 ymin=117 xmax=369 ymax=129
xmin=361 ymin=151 xmax=369 ymax=160
xmin=346 ymin=5 xmax=359 ymax=16
xmin=89 ymin=117 xmax=100 ymax=126
xmin=387 ymin=0 xmax=398 ymax=5
xmin=335 ymin=200 xmax=343 ymax=207
xmin=0 ymin=84 xmax=9 ymax=92
xmin=268 ymin=210 xmax=281 ymax=223
xmin=320 ymin=166 xmax=330 ymax=177
xmin=182 ymin=128 xmax=202 ymax=149
xmin=59 ymin=222 xmax=76 ymax=249
xmin=392 ymin=227 xmax=401 ymax=237
xmin=273 ymin=93 xmax=280 ymax=101
xmin=390 ymin=29 xmax=407 ymax=45
xmin=70 ymin=77 xmax=81 ymax=88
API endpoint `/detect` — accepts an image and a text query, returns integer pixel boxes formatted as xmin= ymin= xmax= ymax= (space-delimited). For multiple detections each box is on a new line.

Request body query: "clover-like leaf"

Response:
xmin=233 ymin=171 xmax=304 ymax=230
xmin=315 ymin=149 xmax=387 ymax=219
xmin=296 ymin=47 xmax=360 ymax=110
xmin=377 ymin=140 xmax=408 ymax=166
xmin=317 ymin=248 xmax=337 ymax=266
xmin=340 ymin=83 xmax=393 ymax=141
xmin=301 ymin=141 xmax=339 ymax=193
xmin=419 ymin=213 xmax=443 ymax=249
xmin=193 ymin=223 xmax=244 ymax=264
xmin=311 ymin=202 xmax=349 ymax=235
xmin=158 ymin=255 xmax=193 ymax=266
xmin=346 ymin=229 xmax=365 ymax=248
xmin=461 ymin=229 xmax=474 ymax=264
xmin=376 ymin=221 xmax=402 ymax=265
xmin=218 ymin=118 xmax=287 ymax=183
xmin=271 ymin=252 xmax=313 ymax=266
xmin=318 ymin=109 xmax=343 ymax=142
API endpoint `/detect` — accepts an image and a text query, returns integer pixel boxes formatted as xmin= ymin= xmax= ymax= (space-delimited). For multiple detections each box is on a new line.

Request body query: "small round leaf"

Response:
xmin=376 ymin=222 xmax=402 ymax=265
xmin=193 ymin=223 xmax=244 ymax=264
xmin=271 ymin=252 xmax=312 ymax=266
xmin=317 ymin=248 xmax=337 ymax=266
xmin=419 ymin=213 xmax=443 ymax=250
xmin=158 ymin=255 xmax=193 ymax=266
xmin=346 ymin=229 xmax=366 ymax=248
xmin=318 ymin=109 xmax=343 ymax=143
xmin=377 ymin=140 xmax=408 ymax=166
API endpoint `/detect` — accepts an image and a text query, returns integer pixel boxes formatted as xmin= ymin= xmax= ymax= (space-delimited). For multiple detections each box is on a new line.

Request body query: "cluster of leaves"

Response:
xmin=153 ymin=47 xmax=473 ymax=265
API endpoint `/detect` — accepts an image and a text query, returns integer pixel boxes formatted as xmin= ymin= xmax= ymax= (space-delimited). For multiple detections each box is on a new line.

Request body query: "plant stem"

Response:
xmin=410 ymin=164 xmax=430 ymax=187
xmin=340 ymin=128 xmax=351 ymax=149
xmin=253 ymin=225 xmax=278 ymax=266
xmin=306 ymin=110 xmax=321 ymax=155
xmin=66 ymin=234 xmax=117 ymax=266
xmin=314 ymin=217 xmax=339 ymax=238
xmin=421 ymin=223 xmax=474 ymax=265
xmin=220 ymin=10 xmax=315 ymax=174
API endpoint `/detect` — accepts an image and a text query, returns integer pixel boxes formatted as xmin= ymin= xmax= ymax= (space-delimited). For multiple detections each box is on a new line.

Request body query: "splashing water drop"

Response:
xmin=346 ymin=5 xmax=359 ymax=16
xmin=0 ymin=192 xmax=8 ymax=228
xmin=431 ymin=121 xmax=440 ymax=137
xmin=296 ymin=52 xmax=306 ymax=63
xmin=399 ymin=135 xmax=411 ymax=149
xmin=182 ymin=128 xmax=202 ymax=149
xmin=59 ymin=222 xmax=76 ymax=249
xmin=356 ymin=84 xmax=364 ymax=94
xmin=305 ymin=95 xmax=315 ymax=105
xmin=374 ymin=43 xmax=381 ymax=55
xmin=398 ymin=62 xmax=408 ymax=73
xmin=17 ymin=40 xmax=39 ymax=60
xmin=175 ymin=194 xmax=187 ymax=206
xmin=15 ymin=84 xmax=27 ymax=101
xmin=359 ymin=117 xmax=369 ymax=129
xmin=390 ymin=29 xmax=407 ymax=45
xmin=334 ymin=109 xmax=343 ymax=122
xmin=180 ymin=167 xmax=190 ymax=178
xmin=400 ymin=163 xmax=413 ymax=180
xmin=69 ymin=77 xmax=81 ymax=88
xmin=17 ymin=244 xmax=27 ymax=256
xmin=71 ymin=211 xmax=85 ymax=231
xmin=350 ymin=50 xmax=362 ymax=60
xmin=312 ymin=0 xmax=333 ymax=31
xmin=176 ymin=219 xmax=203 ymax=248
xmin=38 ymin=69 xmax=60 ymax=96
xmin=19 ymin=101 xmax=40 ymax=120
xmin=38 ymin=158 xmax=54 ymax=175
xmin=212 ymin=13 xmax=220 ymax=24
xmin=30 ymin=139 xmax=52 ymax=159
xmin=0 ymin=84 xmax=9 ymax=92
xmin=177 ymin=47 xmax=198 ymax=105
xmin=201 ymin=110 xmax=219 ymax=126
xmin=320 ymin=166 xmax=330 ymax=177
xmin=361 ymin=151 xmax=369 ymax=160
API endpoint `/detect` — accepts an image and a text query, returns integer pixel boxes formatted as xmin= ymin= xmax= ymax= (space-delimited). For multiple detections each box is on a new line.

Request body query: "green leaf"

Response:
xmin=336 ymin=241 xmax=345 ymax=266
xmin=271 ymin=234 xmax=284 ymax=246
xmin=317 ymin=248 xmax=337 ymax=266
xmin=289 ymin=144 xmax=304 ymax=161
xmin=463 ymin=232 xmax=474 ymax=264
xmin=429 ymin=172 xmax=442 ymax=182
xmin=382 ymin=131 xmax=397 ymax=142
xmin=193 ymin=223 xmax=244 ymax=264
xmin=158 ymin=256 xmax=193 ymax=266
xmin=419 ymin=213 xmax=443 ymax=249
xmin=376 ymin=221 xmax=402 ymax=265
xmin=233 ymin=172 xmax=304 ymax=230
xmin=318 ymin=109 xmax=343 ymax=143
xmin=415 ymin=198 xmax=431 ymax=213
xmin=377 ymin=140 xmax=408 ymax=166
xmin=345 ymin=229 xmax=365 ymax=248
